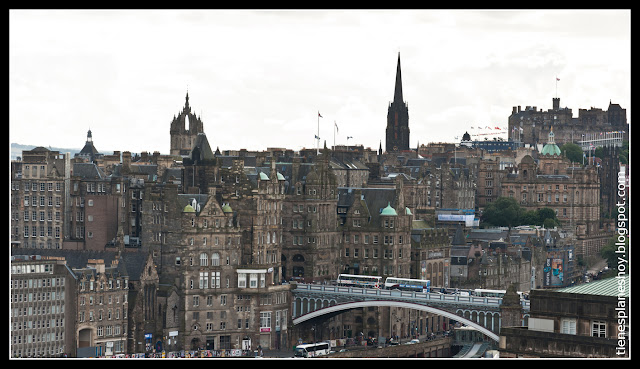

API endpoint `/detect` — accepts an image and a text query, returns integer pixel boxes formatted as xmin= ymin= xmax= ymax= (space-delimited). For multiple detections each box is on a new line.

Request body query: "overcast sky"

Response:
xmin=9 ymin=9 xmax=631 ymax=155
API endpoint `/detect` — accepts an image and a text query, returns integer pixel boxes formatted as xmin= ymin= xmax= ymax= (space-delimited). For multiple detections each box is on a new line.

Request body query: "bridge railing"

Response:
xmin=294 ymin=284 xmax=510 ymax=307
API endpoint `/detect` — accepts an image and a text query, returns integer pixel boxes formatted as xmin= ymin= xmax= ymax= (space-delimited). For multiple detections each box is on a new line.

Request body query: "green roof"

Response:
xmin=221 ymin=204 xmax=233 ymax=213
xmin=541 ymin=142 xmax=562 ymax=156
xmin=541 ymin=129 xmax=562 ymax=156
xmin=183 ymin=204 xmax=196 ymax=213
xmin=555 ymin=275 xmax=629 ymax=298
xmin=380 ymin=202 xmax=397 ymax=216
xmin=259 ymin=172 xmax=269 ymax=181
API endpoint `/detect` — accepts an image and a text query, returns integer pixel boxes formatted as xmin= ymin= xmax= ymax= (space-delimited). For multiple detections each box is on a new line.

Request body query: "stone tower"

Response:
xmin=499 ymin=283 xmax=523 ymax=332
xmin=385 ymin=53 xmax=410 ymax=152
xmin=170 ymin=91 xmax=205 ymax=157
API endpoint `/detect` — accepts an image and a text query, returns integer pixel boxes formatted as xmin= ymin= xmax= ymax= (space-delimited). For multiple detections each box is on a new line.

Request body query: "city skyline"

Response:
xmin=10 ymin=9 xmax=631 ymax=155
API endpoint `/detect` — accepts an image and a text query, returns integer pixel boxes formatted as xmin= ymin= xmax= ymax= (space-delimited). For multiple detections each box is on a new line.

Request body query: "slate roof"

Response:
xmin=73 ymin=162 xmax=105 ymax=180
xmin=10 ymin=248 xmax=149 ymax=281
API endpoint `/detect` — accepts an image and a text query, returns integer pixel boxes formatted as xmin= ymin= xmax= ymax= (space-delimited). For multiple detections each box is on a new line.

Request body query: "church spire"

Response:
xmin=393 ymin=52 xmax=403 ymax=104
xmin=184 ymin=90 xmax=190 ymax=113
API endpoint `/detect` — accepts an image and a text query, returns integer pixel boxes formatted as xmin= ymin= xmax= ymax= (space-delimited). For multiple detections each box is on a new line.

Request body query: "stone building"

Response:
xmin=170 ymin=92 xmax=205 ymax=157
xmin=508 ymin=97 xmax=628 ymax=147
xmin=73 ymin=258 xmax=130 ymax=357
xmin=66 ymin=162 xmax=119 ymax=251
xmin=500 ymin=130 xmax=602 ymax=256
xmin=281 ymin=149 xmax=340 ymax=283
xmin=385 ymin=53 xmax=410 ymax=152
xmin=410 ymin=223 xmax=450 ymax=287
xmin=499 ymin=276 xmax=629 ymax=358
xmin=10 ymin=147 xmax=71 ymax=250
xmin=10 ymin=255 xmax=77 ymax=358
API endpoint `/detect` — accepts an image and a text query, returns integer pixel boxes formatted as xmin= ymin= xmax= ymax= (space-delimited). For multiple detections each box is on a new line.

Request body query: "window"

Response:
xmin=238 ymin=273 xmax=246 ymax=288
xmin=260 ymin=312 xmax=271 ymax=331
xmin=591 ymin=320 xmax=606 ymax=338
xmin=561 ymin=318 xmax=576 ymax=335
xmin=200 ymin=253 xmax=208 ymax=266
xmin=199 ymin=272 xmax=209 ymax=289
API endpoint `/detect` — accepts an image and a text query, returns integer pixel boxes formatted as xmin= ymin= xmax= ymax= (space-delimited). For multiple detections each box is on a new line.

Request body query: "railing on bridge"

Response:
xmin=293 ymin=284 xmax=530 ymax=311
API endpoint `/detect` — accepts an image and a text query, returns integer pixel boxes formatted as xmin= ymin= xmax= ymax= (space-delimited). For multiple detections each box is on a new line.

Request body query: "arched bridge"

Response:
xmin=291 ymin=284 xmax=530 ymax=342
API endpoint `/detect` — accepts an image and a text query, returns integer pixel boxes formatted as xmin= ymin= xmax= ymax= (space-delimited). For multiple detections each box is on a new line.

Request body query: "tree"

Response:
xmin=481 ymin=197 xmax=522 ymax=228
xmin=600 ymin=235 xmax=628 ymax=269
xmin=619 ymin=140 xmax=629 ymax=165
xmin=537 ymin=207 xmax=557 ymax=223
xmin=561 ymin=142 xmax=584 ymax=164
xmin=520 ymin=210 xmax=540 ymax=226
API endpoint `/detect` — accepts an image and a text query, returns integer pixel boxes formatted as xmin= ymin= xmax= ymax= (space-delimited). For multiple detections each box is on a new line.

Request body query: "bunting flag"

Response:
xmin=318 ymin=112 xmax=323 ymax=118
xmin=495 ymin=126 xmax=501 ymax=130
xmin=556 ymin=77 xmax=560 ymax=81
xmin=470 ymin=126 xmax=474 ymax=129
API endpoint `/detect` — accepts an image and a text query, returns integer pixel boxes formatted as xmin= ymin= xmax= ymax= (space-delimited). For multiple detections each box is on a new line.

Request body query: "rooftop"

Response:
xmin=555 ymin=275 xmax=628 ymax=298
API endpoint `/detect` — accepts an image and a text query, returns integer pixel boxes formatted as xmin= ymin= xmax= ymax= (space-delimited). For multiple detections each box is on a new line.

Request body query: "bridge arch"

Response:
xmin=292 ymin=299 xmax=500 ymax=342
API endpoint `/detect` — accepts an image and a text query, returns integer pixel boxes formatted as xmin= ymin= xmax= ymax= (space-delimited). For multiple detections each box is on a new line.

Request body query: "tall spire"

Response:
xmin=393 ymin=52 xmax=403 ymax=104
xmin=184 ymin=90 xmax=190 ymax=112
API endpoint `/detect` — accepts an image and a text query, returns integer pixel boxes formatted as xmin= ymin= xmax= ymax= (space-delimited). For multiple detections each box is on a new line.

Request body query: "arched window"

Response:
xmin=212 ymin=253 xmax=220 ymax=266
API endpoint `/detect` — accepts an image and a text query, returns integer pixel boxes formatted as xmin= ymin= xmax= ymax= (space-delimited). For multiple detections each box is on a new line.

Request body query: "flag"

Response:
xmin=495 ymin=126 xmax=501 ymax=130
xmin=318 ymin=112 xmax=323 ymax=118
xmin=334 ymin=121 xmax=339 ymax=133
xmin=314 ymin=135 xmax=320 ymax=140
xmin=556 ymin=77 xmax=560 ymax=81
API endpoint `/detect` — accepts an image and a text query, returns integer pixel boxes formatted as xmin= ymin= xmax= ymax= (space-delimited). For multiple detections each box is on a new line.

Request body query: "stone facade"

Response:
xmin=10 ymin=147 xmax=71 ymax=250
xmin=499 ymin=286 xmax=628 ymax=358
xmin=170 ymin=92 xmax=205 ymax=157
xmin=74 ymin=258 xmax=130 ymax=356
xmin=385 ymin=53 xmax=410 ymax=152
xmin=508 ymin=97 xmax=628 ymax=147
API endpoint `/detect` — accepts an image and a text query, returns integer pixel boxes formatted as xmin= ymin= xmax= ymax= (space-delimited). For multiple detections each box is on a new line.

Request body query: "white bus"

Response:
xmin=473 ymin=289 xmax=506 ymax=298
xmin=336 ymin=274 xmax=382 ymax=288
xmin=384 ymin=277 xmax=431 ymax=292
xmin=472 ymin=289 xmax=527 ymax=299
xmin=294 ymin=342 xmax=331 ymax=357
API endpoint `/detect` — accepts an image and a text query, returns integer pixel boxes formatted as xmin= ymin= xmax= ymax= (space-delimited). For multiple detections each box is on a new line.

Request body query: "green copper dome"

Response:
xmin=380 ymin=202 xmax=397 ymax=216
xmin=222 ymin=204 xmax=233 ymax=213
xmin=541 ymin=142 xmax=562 ymax=156
xmin=183 ymin=204 xmax=196 ymax=213
xmin=259 ymin=172 xmax=269 ymax=181
xmin=405 ymin=207 xmax=412 ymax=215
xmin=541 ymin=128 xmax=562 ymax=156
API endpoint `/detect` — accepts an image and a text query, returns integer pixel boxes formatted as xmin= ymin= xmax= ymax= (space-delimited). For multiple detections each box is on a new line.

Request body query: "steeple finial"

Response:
xmin=393 ymin=52 xmax=403 ymax=104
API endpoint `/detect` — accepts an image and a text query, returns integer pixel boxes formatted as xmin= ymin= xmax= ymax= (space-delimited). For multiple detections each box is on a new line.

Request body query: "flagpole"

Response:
xmin=317 ymin=111 xmax=320 ymax=155
xmin=334 ymin=121 xmax=336 ymax=149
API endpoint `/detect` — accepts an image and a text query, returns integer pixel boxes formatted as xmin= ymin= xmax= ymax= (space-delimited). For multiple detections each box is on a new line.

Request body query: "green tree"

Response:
xmin=600 ymin=235 xmax=628 ymax=269
xmin=481 ymin=197 xmax=522 ymax=228
xmin=520 ymin=210 xmax=540 ymax=226
xmin=537 ymin=207 xmax=558 ymax=228
xmin=619 ymin=140 xmax=629 ymax=165
xmin=561 ymin=142 xmax=584 ymax=164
